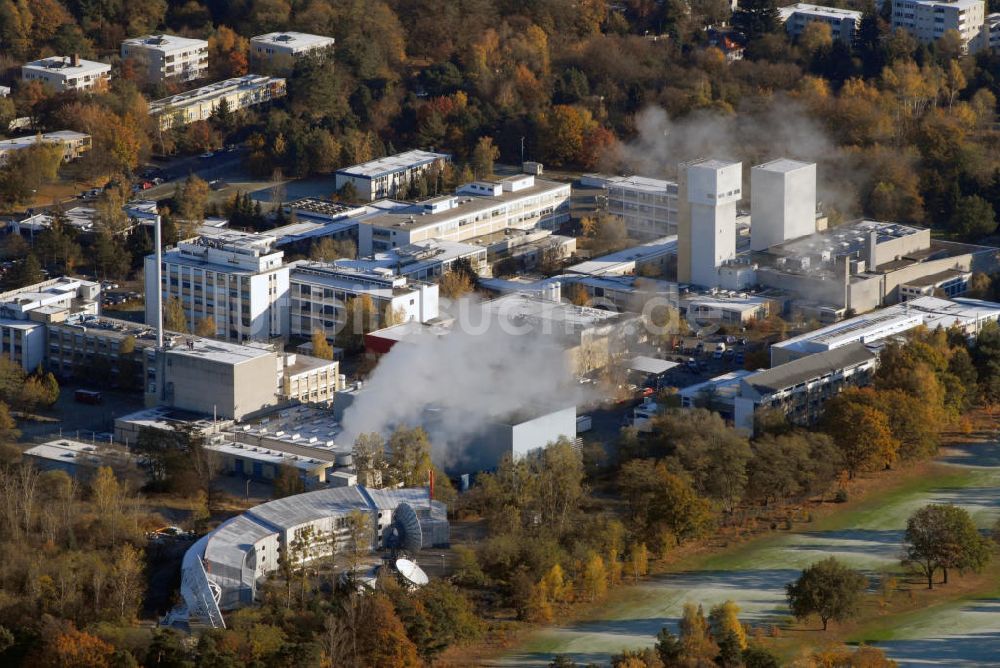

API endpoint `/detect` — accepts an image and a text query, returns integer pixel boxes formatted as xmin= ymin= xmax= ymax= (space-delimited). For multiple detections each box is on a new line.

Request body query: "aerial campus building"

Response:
xmin=779 ymin=3 xmax=863 ymax=43
xmin=120 ymin=34 xmax=209 ymax=84
xmin=21 ymin=55 xmax=111 ymax=92
xmin=148 ymin=75 xmax=287 ymax=130
xmin=181 ymin=486 xmax=448 ymax=627
xmin=335 ymin=150 xmax=452 ymax=201
xmin=250 ymin=31 xmax=335 ymax=65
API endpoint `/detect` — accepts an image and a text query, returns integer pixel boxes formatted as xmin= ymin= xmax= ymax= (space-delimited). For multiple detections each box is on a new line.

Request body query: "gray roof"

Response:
xmin=205 ymin=515 xmax=275 ymax=572
xmin=246 ymin=485 xmax=370 ymax=530
xmin=745 ymin=342 xmax=876 ymax=393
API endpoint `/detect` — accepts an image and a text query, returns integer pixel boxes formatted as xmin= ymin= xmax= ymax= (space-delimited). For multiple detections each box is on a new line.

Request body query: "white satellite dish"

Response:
xmin=395 ymin=558 xmax=429 ymax=587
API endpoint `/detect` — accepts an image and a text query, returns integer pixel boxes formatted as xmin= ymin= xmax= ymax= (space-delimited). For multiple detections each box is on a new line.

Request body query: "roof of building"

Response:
xmin=0 ymin=131 xmax=89 ymax=153
xmin=901 ymin=268 xmax=972 ymax=288
xmin=24 ymin=438 xmax=136 ymax=467
xmin=122 ymin=34 xmax=208 ymax=50
xmin=289 ymin=261 xmax=418 ymax=298
xmin=745 ymin=342 xmax=877 ymax=394
xmin=629 ymin=356 xmax=680 ymax=375
xmin=23 ymin=57 xmax=110 ymax=75
xmin=115 ymin=406 xmax=222 ymax=433
xmin=337 ymin=150 xmax=450 ymax=179
xmin=205 ymin=441 xmax=332 ymax=471
xmin=688 ymin=158 xmax=741 ymax=171
xmin=779 ymin=3 xmax=862 ymax=20
xmin=335 ymin=238 xmax=484 ymax=276
xmin=679 ymin=369 xmax=754 ymax=400
xmin=250 ymin=31 xmax=335 ymax=51
xmin=165 ymin=337 xmax=274 ymax=365
xmin=606 ymin=175 xmax=678 ymax=193
xmin=482 ymin=292 xmax=626 ymax=330
xmin=360 ymin=178 xmax=570 ymax=233
xmin=149 ymin=75 xmax=284 ymax=114
xmin=365 ymin=317 xmax=454 ymax=345
xmin=753 ymin=158 xmax=816 ymax=173
xmin=566 ymin=236 xmax=677 ymax=276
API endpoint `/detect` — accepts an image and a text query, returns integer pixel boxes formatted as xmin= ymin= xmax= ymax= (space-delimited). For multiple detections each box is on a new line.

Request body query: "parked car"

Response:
xmin=199 ymin=151 xmax=214 ymax=159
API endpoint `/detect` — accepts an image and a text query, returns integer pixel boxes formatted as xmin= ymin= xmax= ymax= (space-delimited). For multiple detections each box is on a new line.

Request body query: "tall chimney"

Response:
xmin=154 ymin=215 xmax=164 ymax=348
xmin=71 ymin=53 xmax=80 ymax=67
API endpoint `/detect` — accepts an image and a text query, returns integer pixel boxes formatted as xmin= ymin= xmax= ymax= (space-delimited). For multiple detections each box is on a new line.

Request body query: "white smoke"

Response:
xmin=338 ymin=299 xmax=595 ymax=467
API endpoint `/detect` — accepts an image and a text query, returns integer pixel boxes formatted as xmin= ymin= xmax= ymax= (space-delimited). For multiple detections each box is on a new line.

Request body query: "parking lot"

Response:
xmin=18 ymin=380 xmax=146 ymax=444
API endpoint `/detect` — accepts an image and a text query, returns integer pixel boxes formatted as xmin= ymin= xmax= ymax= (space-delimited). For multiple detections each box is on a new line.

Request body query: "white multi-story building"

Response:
xmin=750 ymin=159 xmax=817 ymax=251
xmin=21 ymin=55 xmax=111 ymax=92
xmin=145 ymin=231 xmax=290 ymax=343
xmin=335 ymin=150 xmax=452 ymax=201
xmin=334 ymin=239 xmax=487 ymax=280
xmin=250 ymin=32 xmax=335 ymax=64
xmin=149 ymin=75 xmax=287 ymax=130
xmin=891 ymin=0 xmax=987 ymax=52
xmin=287 ymin=262 xmax=439 ymax=341
xmin=779 ymin=4 xmax=863 ymax=42
xmin=677 ymin=159 xmax=742 ymax=288
xmin=356 ymin=175 xmax=571 ymax=255
xmin=604 ymin=176 xmax=679 ymax=240
xmin=121 ymin=34 xmax=209 ymax=84
xmin=0 ymin=131 xmax=91 ymax=166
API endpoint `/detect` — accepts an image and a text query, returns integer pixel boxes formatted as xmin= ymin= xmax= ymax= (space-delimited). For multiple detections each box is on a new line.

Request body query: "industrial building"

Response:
xmin=145 ymin=230 xmax=290 ymax=343
xmin=734 ymin=342 xmax=879 ymax=434
xmin=287 ymin=262 xmax=440 ymax=341
xmin=21 ymin=55 xmax=111 ymax=92
xmin=750 ymin=159 xmax=818 ymax=251
xmin=356 ymin=175 xmax=571 ymax=255
xmin=204 ymin=440 xmax=335 ymax=487
xmin=458 ymin=406 xmax=578 ymax=473
xmin=779 ymin=4 xmax=863 ymax=43
xmin=0 ymin=277 xmax=101 ymax=370
xmin=581 ymin=174 xmax=680 ymax=240
xmin=23 ymin=439 xmax=139 ymax=481
xmin=770 ymin=295 xmax=1000 ymax=364
xmin=0 ymin=131 xmax=91 ymax=166
xmin=335 ymin=150 xmax=451 ymax=201
xmin=120 ymin=34 xmax=209 ymax=84
xmin=891 ymin=0 xmax=987 ymax=52
xmin=250 ymin=32 xmax=335 ymax=64
xmin=180 ymin=486 xmax=449 ymax=626
xmin=677 ymin=159 xmax=742 ymax=288
xmin=565 ymin=236 xmax=677 ymax=277
xmin=683 ymin=293 xmax=774 ymax=326
xmin=149 ymin=75 xmax=287 ymax=130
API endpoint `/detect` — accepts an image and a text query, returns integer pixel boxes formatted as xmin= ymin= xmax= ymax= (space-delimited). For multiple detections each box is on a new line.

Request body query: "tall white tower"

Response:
xmin=678 ymin=159 xmax=741 ymax=288
xmin=750 ymin=159 xmax=817 ymax=251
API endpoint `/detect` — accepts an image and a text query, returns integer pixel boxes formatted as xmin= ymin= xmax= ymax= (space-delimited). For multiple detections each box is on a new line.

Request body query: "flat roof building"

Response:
xmin=0 ymin=131 xmax=91 ymax=166
xmin=750 ymin=159 xmax=817 ymax=251
xmin=22 ymin=55 xmax=110 ymax=92
xmin=23 ymin=438 xmax=140 ymax=481
xmin=891 ymin=0 xmax=987 ymax=52
xmin=602 ymin=175 xmax=680 ymax=240
xmin=121 ymin=34 xmax=209 ymax=84
xmin=250 ymin=32 xmax=335 ymax=64
xmin=357 ymin=176 xmax=571 ymax=255
xmin=566 ymin=236 xmax=677 ymax=277
xmin=678 ymin=159 xmax=742 ymax=288
xmin=335 ymin=238 xmax=487 ymax=280
xmin=780 ymin=4 xmax=863 ymax=42
xmin=149 ymin=75 xmax=287 ymax=130
xmin=145 ymin=231 xmax=289 ymax=343
xmin=336 ymin=150 xmax=451 ymax=201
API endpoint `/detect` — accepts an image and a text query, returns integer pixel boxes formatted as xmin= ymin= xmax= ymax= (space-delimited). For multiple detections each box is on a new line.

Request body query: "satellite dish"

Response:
xmin=390 ymin=502 xmax=423 ymax=552
xmin=395 ymin=558 xmax=429 ymax=587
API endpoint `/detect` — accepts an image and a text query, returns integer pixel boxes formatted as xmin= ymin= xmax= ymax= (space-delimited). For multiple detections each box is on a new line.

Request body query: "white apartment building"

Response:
xmin=145 ymin=231 xmax=290 ymax=343
xmin=892 ymin=0 xmax=987 ymax=52
xmin=779 ymin=3 xmax=863 ymax=42
xmin=677 ymin=159 xmax=742 ymax=288
xmin=0 ymin=131 xmax=91 ymax=166
xmin=356 ymin=175 xmax=571 ymax=255
xmin=21 ymin=56 xmax=111 ymax=92
xmin=149 ymin=75 xmax=287 ymax=130
xmin=605 ymin=176 xmax=680 ymax=240
xmin=279 ymin=353 xmax=342 ymax=404
xmin=121 ymin=34 xmax=209 ymax=85
xmin=335 ymin=150 xmax=452 ymax=201
xmin=750 ymin=159 xmax=817 ymax=251
xmin=287 ymin=262 xmax=439 ymax=341
xmin=250 ymin=32 xmax=335 ymax=64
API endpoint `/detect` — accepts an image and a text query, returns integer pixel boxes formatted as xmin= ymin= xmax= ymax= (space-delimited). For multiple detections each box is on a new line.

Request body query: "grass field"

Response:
xmin=493 ymin=438 xmax=1000 ymax=667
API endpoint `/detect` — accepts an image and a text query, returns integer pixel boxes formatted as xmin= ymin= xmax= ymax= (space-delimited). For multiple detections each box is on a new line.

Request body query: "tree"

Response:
xmin=438 ymin=270 xmax=475 ymax=299
xmin=8 ymin=254 xmax=44 ymax=288
xmin=709 ymin=600 xmax=747 ymax=650
xmin=37 ymin=624 xmax=115 ymax=668
xmin=353 ymin=432 xmax=387 ymax=487
xmin=195 ymin=317 xmax=216 ymax=338
xmin=619 ymin=459 xmax=714 ymax=550
xmin=343 ymin=509 xmax=372 ymax=577
xmin=786 ymin=557 xmax=866 ymax=630
xmin=274 ymin=463 xmax=305 ymax=498
xmin=163 ymin=296 xmax=188 ymax=333
xmin=309 ymin=237 xmax=356 ymax=262
xmin=951 ymin=195 xmax=996 ymax=240
xmin=678 ymin=602 xmax=718 ymax=664
xmin=582 ymin=552 xmax=608 ymax=601
xmin=471 ymin=136 xmax=500 ymax=178
xmin=733 ymin=0 xmax=781 ymax=39
xmin=387 ymin=426 xmax=433 ymax=487
xmin=175 ymin=174 xmax=210 ymax=227
xmin=903 ymin=504 xmax=992 ymax=589
xmin=110 ymin=543 xmax=145 ymax=622
xmin=311 ymin=328 xmax=335 ymax=360
xmin=821 ymin=397 xmax=899 ymax=478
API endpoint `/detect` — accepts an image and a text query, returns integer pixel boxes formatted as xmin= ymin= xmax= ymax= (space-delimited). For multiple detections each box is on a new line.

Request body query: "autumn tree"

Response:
xmin=309 ymin=237 xmax=356 ymax=262
xmin=353 ymin=432 xmax=387 ymax=488
xmin=821 ymin=395 xmax=899 ymax=478
xmin=386 ymin=425 xmax=433 ymax=487
xmin=438 ymin=270 xmax=475 ymax=299
xmin=175 ymin=174 xmax=210 ymax=228
xmin=471 ymin=136 xmax=500 ymax=178
xmin=619 ymin=459 xmax=714 ymax=550
xmin=903 ymin=504 xmax=992 ymax=589
xmin=786 ymin=557 xmax=866 ymax=630
xmin=311 ymin=328 xmax=335 ymax=360
xmin=163 ymin=296 xmax=188 ymax=333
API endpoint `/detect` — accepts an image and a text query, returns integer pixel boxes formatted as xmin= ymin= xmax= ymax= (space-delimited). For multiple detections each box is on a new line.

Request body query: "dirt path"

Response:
xmin=493 ymin=440 xmax=1000 ymax=667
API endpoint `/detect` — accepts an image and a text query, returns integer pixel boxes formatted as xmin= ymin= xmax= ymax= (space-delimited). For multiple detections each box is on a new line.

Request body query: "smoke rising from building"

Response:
xmin=338 ymin=302 xmax=592 ymax=466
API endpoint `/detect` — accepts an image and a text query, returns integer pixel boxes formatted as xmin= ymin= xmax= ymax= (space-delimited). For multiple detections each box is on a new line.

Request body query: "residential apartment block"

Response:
xmin=121 ymin=34 xmax=209 ymax=84
xmin=779 ymin=3 xmax=863 ymax=43
xmin=287 ymin=262 xmax=440 ymax=341
xmin=250 ymin=32 xmax=335 ymax=64
xmin=21 ymin=55 xmax=111 ymax=92
xmin=145 ymin=231 xmax=290 ymax=343
xmin=0 ymin=131 xmax=91 ymax=166
xmin=356 ymin=175 xmax=571 ymax=255
xmin=891 ymin=0 xmax=987 ymax=52
xmin=149 ymin=75 xmax=287 ymax=130
xmin=335 ymin=150 xmax=451 ymax=201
